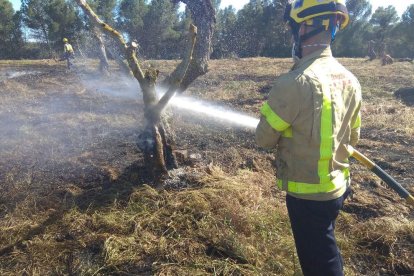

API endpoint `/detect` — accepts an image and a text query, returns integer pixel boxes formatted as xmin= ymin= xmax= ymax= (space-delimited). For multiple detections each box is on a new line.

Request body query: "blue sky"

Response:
xmin=10 ymin=0 xmax=20 ymax=10
xmin=10 ymin=0 xmax=414 ymax=16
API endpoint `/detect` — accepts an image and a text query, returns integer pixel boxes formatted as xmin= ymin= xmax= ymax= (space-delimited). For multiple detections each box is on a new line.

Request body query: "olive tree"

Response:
xmin=75 ymin=0 xmax=215 ymax=183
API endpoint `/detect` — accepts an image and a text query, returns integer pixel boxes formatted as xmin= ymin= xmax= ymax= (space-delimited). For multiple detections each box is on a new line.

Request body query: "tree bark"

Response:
xmin=165 ymin=0 xmax=215 ymax=91
xmin=92 ymin=27 xmax=110 ymax=75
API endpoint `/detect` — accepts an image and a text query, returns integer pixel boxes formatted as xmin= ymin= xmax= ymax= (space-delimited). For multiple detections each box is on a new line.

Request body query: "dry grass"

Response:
xmin=0 ymin=57 xmax=413 ymax=275
xmin=0 ymin=167 xmax=297 ymax=275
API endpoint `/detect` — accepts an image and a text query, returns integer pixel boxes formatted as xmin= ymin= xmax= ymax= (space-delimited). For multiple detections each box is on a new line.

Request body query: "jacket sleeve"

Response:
xmin=350 ymin=87 xmax=362 ymax=147
xmin=255 ymin=75 xmax=301 ymax=149
xmin=256 ymin=117 xmax=281 ymax=149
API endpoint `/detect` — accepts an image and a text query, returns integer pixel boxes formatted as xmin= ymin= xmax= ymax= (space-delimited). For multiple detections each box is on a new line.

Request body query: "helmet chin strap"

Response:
xmin=292 ymin=42 xmax=302 ymax=60
xmin=293 ymin=24 xmax=326 ymax=59
xmin=331 ymin=21 xmax=340 ymax=41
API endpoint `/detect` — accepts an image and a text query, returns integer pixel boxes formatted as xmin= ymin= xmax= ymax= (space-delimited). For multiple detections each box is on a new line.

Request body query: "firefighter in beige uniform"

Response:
xmin=256 ymin=0 xmax=361 ymax=275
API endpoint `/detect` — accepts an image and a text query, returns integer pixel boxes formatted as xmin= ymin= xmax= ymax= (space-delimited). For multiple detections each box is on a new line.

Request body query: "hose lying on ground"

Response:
xmin=348 ymin=146 xmax=414 ymax=208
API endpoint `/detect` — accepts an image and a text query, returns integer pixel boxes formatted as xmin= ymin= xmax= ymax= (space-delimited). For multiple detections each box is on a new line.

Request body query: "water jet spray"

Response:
xmin=166 ymin=93 xmax=260 ymax=129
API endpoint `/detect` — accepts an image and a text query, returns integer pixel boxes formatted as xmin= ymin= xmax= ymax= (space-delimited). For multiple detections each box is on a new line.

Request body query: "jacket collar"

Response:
xmin=293 ymin=46 xmax=332 ymax=70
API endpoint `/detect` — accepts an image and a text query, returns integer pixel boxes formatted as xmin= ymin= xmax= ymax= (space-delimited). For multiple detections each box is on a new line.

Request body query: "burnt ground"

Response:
xmin=0 ymin=58 xmax=413 ymax=275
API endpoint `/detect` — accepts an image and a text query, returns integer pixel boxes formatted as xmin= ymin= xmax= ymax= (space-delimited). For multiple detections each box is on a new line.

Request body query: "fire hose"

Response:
xmin=348 ymin=146 xmax=414 ymax=208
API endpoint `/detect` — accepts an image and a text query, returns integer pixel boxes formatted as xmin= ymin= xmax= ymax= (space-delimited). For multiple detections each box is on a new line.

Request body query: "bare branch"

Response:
xmin=75 ymin=0 xmax=126 ymax=45
xmin=155 ymin=24 xmax=198 ymax=113
xmin=74 ymin=0 xmax=145 ymax=82
xmin=164 ymin=0 xmax=215 ymax=91
xmin=125 ymin=44 xmax=146 ymax=84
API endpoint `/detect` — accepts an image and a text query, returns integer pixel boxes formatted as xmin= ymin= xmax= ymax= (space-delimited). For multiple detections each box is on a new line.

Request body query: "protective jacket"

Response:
xmin=64 ymin=43 xmax=74 ymax=54
xmin=256 ymin=47 xmax=361 ymax=201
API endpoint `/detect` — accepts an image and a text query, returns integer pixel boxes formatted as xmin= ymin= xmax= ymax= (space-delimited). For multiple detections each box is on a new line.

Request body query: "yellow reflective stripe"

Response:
xmin=352 ymin=114 xmax=361 ymax=129
xmin=318 ymin=79 xmax=333 ymax=185
xmin=282 ymin=127 xmax=293 ymax=138
xmin=277 ymin=169 xmax=349 ymax=194
xmin=260 ymin=102 xmax=290 ymax=132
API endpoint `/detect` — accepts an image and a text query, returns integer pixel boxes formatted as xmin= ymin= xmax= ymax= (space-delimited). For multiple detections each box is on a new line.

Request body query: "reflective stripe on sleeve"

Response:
xmin=282 ymin=127 xmax=293 ymax=138
xmin=260 ymin=102 xmax=290 ymax=132
xmin=352 ymin=114 xmax=361 ymax=129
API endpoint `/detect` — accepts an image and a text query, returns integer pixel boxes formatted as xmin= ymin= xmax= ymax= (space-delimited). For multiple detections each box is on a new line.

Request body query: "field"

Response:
xmin=0 ymin=57 xmax=413 ymax=275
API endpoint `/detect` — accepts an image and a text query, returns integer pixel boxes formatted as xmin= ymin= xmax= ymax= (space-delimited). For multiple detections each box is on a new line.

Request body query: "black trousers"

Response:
xmin=63 ymin=52 xmax=74 ymax=69
xmin=286 ymin=190 xmax=350 ymax=276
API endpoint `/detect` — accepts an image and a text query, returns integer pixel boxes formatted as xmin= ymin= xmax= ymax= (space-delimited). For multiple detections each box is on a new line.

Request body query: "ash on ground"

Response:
xmin=162 ymin=167 xmax=205 ymax=190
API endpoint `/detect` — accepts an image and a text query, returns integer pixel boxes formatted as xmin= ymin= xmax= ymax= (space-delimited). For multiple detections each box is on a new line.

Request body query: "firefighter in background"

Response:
xmin=377 ymin=42 xmax=394 ymax=66
xmin=368 ymin=40 xmax=376 ymax=60
xmin=62 ymin=38 xmax=75 ymax=69
xmin=382 ymin=53 xmax=394 ymax=65
xmin=256 ymin=0 xmax=361 ymax=275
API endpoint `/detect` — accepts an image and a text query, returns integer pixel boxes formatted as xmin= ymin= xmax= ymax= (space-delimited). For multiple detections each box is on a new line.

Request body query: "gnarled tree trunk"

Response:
xmin=75 ymin=0 xmax=215 ymax=184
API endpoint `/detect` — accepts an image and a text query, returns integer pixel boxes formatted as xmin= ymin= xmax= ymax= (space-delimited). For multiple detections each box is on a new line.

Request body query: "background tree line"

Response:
xmin=1 ymin=0 xmax=414 ymax=60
